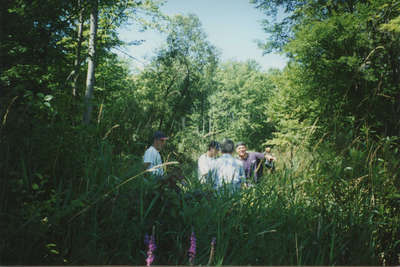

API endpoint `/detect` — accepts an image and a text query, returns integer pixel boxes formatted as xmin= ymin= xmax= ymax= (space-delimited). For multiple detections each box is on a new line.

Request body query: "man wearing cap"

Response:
xmin=198 ymin=140 xmax=220 ymax=183
xmin=143 ymin=131 xmax=168 ymax=176
xmin=236 ymin=142 xmax=272 ymax=183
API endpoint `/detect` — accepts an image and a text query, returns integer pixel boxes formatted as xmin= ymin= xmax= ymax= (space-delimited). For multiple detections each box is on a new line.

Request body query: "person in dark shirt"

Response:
xmin=236 ymin=142 xmax=273 ymax=183
xmin=264 ymin=146 xmax=276 ymax=173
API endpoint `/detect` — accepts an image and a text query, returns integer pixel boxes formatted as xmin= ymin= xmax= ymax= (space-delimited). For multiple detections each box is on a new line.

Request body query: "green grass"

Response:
xmin=0 ymin=129 xmax=399 ymax=265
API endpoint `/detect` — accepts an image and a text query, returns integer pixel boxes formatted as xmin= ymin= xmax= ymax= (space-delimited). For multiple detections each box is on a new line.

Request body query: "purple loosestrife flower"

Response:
xmin=145 ymin=233 xmax=156 ymax=267
xmin=188 ymin=231 xmax=196 ymax=265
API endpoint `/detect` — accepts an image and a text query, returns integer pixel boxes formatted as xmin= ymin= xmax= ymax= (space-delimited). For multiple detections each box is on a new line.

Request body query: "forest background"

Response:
xmin=0 ymin=0 xmax=399 ymax=265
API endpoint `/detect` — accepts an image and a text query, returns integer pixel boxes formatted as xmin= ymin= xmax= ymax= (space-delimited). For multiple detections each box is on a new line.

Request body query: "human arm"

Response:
xmin=252 ymin=151 xmax=266 ymax=160
xmin=251 ymin=151 xmax=274 ymax=163
xmin=265 ymin=153 xmax=276 ymax=161
xmin=264 ymin=147 xmax=276 ymax=161
xmin=198 ymin=154 xmax=209 ymax=177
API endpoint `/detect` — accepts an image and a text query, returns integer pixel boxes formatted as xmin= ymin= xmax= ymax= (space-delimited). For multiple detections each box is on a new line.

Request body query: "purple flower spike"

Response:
xmin=188 ymin=231 xmax=196 ymax=265
xmin=146 ymin=233 xmax=156 ymax=267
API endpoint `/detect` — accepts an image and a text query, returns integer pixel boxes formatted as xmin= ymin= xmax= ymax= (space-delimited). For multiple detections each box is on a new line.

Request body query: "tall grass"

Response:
xmin=1 ymin=123 xmax=399 ymax=265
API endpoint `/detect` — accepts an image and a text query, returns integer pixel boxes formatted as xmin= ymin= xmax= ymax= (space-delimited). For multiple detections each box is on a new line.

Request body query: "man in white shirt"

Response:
xmin=198 ymin=140 xmax=220 ymax=182
xmin=211 ymin=139 xmax=245 ymax=191
xmin=143 ymin=131 xmax=168 ymax=176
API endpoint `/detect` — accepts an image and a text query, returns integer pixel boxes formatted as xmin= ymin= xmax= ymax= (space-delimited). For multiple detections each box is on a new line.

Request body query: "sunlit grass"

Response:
xmin=0 ymin=133 xmax=399 ymax=265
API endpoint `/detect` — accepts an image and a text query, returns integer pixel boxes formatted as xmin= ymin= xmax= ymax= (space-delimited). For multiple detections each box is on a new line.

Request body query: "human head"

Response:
xmin=207 ymin=140 xmax=220 ymax=157
xmin=235 ymin=141 xmax=247 ymax=159
xmin=153 ymin=130 xmax=168 ymax=151
xmin=265 ymin=147 xmax=271 ymax=153
xmin=221 ymin=139 xmax=235 ymax=154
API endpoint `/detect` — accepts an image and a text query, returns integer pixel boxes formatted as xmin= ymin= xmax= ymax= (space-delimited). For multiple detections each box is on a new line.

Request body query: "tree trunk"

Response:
xmin=72 ymin=0 xmax=84 ymax=97
xmin=83 ymin=0 xmax=98 ymax=125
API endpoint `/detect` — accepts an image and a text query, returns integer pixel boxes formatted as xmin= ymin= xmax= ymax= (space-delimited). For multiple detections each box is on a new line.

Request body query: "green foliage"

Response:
xmin=2 ymin=133 xmax=398 ymax=265
xmin=208 ymin=60 xmax=275 ymax=149
xmin=265 ymin=65 xmax=321 ymax=148
xmin=380 ymin=15 xmax=400 ymax=33
xmin=253 ymin=0 xmax=400 ymax=143
xmin=1 ymin=0 xmax=399 ymax=265
xmin=125 ymin=14 xmax=219 ymax=138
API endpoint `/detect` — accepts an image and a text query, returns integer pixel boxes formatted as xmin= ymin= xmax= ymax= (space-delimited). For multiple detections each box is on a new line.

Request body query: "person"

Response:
xmin=235 ymin=141 xmax=271 ymax=183
xmin=211 ymin=139 xmax=245 ymax=191
xmin=143 ymin=131 xmax=169 ymax=177
xmin=198 ymin=140 xmax=220 ymax=183
xmin=264 ymin=146 xmax=276 ymax=173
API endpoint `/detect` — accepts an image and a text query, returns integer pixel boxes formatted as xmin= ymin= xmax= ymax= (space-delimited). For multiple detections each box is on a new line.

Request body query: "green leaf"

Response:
xmin=44 ymin=95 xmax=53 ymax=101
xmin=32 ymin=183 xmax=39 ymax=190
xmin=387 ymin=193 xmax=400 ymax=199
xmin=50 ymin=249 xmax=59 ymax=255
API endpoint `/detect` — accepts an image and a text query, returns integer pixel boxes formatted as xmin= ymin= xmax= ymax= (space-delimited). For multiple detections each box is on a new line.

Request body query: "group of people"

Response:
xmin=198 ymin=140 xmax=276 ymax=190
xmin=143 ymin=131 xmax=276 ymax=191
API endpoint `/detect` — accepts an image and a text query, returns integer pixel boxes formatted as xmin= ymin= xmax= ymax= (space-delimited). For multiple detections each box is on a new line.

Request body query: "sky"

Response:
xmin=117 ymin=0 xmax=288 ymax=71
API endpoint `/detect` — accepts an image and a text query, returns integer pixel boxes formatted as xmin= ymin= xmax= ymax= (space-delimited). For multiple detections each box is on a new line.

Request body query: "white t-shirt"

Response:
xmin=143 ymin=146 xmax=164 ymax=176
xmin=198 ymin=153 xmax=215 ymax=182
xmin=212 ymin=153 xmax=244 ymax=190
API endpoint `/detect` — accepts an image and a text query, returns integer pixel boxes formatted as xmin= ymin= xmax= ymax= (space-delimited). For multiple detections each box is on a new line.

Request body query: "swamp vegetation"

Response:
xmin=1 ymin=0 xmax=399 ymax=265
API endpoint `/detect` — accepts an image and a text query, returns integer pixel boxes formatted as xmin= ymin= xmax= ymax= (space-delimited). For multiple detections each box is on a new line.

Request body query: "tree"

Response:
xmin=81 ymin=0 xmax=166 ymax=125
xmin=252 ymin=1 xmax=400 ymax=263
xmin=132 ymin=14 xmax=219 ymax=135
xmin=66 ymin=0 xmax=84 ymax=97
xmin=252 ymin=0 xmax=400 ymax=142
xmin=83 ymin=0 xmax=98 ymax=125
xmin=208 ymin=60 xmax=275 ymax=149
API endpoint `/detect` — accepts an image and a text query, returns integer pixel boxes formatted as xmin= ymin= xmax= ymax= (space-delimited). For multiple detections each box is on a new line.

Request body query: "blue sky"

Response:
xmin=117 ymin=0 xmax=287 ymax=71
